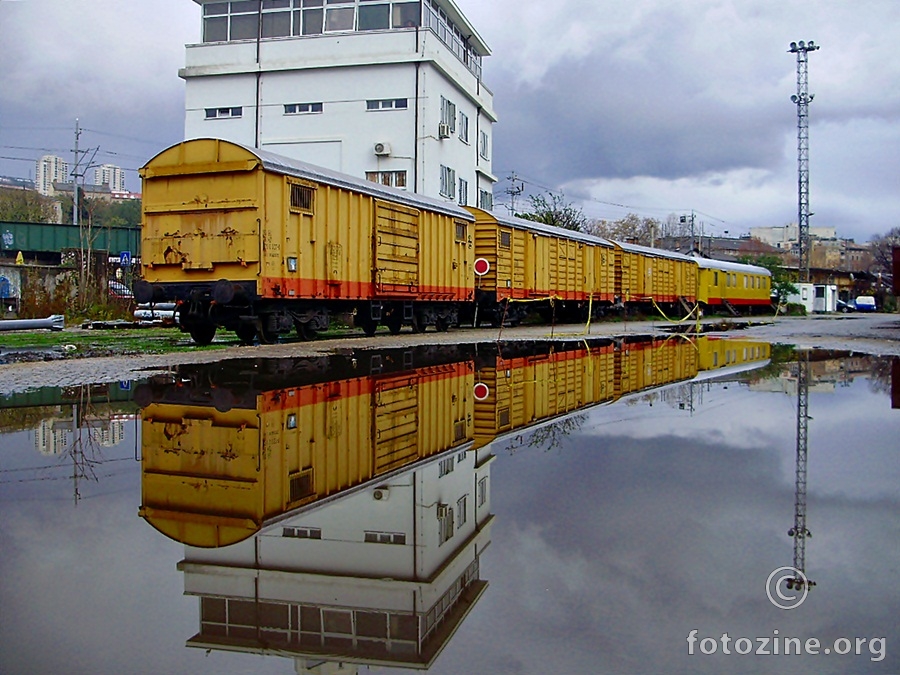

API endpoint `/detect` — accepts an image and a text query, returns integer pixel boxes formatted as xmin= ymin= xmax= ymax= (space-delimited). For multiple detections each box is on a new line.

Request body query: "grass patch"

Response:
xmin=0 ymin=325 xmax=230 ymax=357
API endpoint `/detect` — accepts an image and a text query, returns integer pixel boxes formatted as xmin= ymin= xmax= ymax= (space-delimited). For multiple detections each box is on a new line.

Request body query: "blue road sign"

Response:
xmin=120 ymin=250 xmax=132 ymax=267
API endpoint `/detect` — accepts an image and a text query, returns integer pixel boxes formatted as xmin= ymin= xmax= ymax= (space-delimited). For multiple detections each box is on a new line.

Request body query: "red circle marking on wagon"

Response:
xmin=473 ymin=382 xmax=490 ymax=401
xmin=474 ymin=258 xmax=490 ymax=276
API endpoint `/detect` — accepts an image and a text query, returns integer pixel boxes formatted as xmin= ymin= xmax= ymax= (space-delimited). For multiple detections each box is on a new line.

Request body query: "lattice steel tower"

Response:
xmin=789 ymin=40 xmax=819 ymax=284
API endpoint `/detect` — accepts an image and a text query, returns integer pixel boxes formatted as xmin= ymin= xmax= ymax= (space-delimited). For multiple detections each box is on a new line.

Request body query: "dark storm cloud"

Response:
xmin=491 ymin=55 xmax=786 ymax=186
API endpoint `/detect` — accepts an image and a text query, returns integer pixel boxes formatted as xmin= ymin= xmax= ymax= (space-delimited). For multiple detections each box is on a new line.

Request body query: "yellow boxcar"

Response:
xmin=696 ymin=258 xmax=772 ymax=312
xmin=466 ymin=207 xmax=615 ymax=325
xmin=138 ymin=358 xmax=475 ymax=547
xmin=138 ymin=139 xmax=475 ymax=343
xmin=613 ymin=242 xmax=698 ymax=306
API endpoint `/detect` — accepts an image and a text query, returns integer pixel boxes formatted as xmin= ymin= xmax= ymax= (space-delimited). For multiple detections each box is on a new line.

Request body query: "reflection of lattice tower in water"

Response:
xmin=787 ymin=351 xmax=815 ymax=593
xmin=789 ymin=41 xmax=819 ymax=284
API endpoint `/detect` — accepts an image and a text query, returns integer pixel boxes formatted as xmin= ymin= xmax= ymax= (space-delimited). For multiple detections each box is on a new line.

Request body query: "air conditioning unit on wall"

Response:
xmin=437 ymin=123 xmax=451 ymax=139
xmin=373 ymin=487 xmax=390 ymax=501
xmin=373 ymin=142 xmax=391 ymax=156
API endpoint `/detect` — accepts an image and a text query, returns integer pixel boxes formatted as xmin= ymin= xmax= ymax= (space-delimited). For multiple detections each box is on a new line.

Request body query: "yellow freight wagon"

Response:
xmin=465 ymin=207 xmax=615 ymax=326
xmin=697 ymin=338 xmax=771 ymax=372
xmin=613 ymin=242 xmax=698 ymax=307
xmin=137 ymin=139 xmax=475 ymax=343
xmin=138 ymin=359 xmax=475 ymax=547
xmin=695 ymin=258 xmax=772 ymax=312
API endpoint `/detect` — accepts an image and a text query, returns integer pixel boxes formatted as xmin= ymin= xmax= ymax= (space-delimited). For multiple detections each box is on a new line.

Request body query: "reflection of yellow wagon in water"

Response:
xmin=136 ymin=336 xmax=771 ymax=670
xmin=138 ymin=336 xmax=770 ymax=547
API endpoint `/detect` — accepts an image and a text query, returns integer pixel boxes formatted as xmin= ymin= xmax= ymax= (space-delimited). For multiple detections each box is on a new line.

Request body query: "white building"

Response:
xmin=35 ymin=155 xmax=69 ymax=196
xmin=750 ymin=223 xmax=837 ymax=250
xmin=94 ymin=164 xmax=126 ymax=192
xmin=181 ymin=0 xmax=497 ymax=209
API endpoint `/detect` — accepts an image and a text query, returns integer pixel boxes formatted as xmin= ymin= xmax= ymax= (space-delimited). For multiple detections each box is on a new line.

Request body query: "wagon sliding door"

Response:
xmin=374 ymin=199 xmax=420 ymax=295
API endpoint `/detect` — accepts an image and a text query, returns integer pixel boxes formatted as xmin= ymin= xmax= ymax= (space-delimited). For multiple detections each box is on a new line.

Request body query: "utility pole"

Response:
xmin=505 ymin=172 xmax=523 ymax=216
xmin=679 ymin=211 xmax=696 ymax=252
xmin=789 ymin=40 xmax=819 ymax=284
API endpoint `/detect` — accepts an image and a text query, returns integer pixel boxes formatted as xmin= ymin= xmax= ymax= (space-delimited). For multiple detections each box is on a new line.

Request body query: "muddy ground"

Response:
xmin=1 ymin=313 xmax=898 ymax=395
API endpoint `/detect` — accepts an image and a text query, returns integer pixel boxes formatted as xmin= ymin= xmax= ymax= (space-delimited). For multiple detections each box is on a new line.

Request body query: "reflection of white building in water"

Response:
xmin=34 ymin=416 xmax=128 ymax=455
xmin=178 ymin=443 xmax=494 ymax=671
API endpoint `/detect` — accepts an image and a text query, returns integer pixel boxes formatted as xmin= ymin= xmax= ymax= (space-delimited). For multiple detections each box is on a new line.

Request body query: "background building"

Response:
xmin=94 ymin=164 xmax=126 ymax=192
xmin=35 ymin=155 xmax=69 ymax=196
xmin=181 ymin=0 xmax=497 ymax=208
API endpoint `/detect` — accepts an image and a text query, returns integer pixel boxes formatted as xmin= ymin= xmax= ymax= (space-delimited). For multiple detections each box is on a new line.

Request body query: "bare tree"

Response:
xmin=518 ymin=192 xmax=588 ymax=232
xmin=585 ymin=213 xmax=662 ymax=245
xmin=869 ymin=226 xmax=900 ymax=274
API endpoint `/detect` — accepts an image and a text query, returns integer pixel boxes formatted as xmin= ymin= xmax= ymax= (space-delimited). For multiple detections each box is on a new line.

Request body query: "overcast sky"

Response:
xmin=1 ymin=0 xmax=898 ymax=243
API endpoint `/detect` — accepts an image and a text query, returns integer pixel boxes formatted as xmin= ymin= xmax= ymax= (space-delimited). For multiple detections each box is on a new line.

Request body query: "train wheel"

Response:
xmin=411 ymin=314 xmax=425 ymax=333
xmin=356 ymin=316 xmax=377 ymax=337
xmin=188 ymin=322 xmax=217 ymax=346
xmin=386 ymin=314 xmax=403 ymax=335
xmin=258 ymin=319 xmax=278 ymax=345
xmin=235 ymin=323 xmax=257 ymax=346
xmin=295 ymin=321 xmax=318 ymax=341
xmin=435 ymin=317 xmax=450 ymax=332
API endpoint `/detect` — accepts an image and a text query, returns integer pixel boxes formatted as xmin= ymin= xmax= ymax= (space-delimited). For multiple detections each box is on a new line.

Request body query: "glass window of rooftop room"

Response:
xmin=358 ymin=4 xmax=389 ymax=30
xmin=325 ymin=6 xmax=354 ymax=31
xmin=262 ymin=10 xmax=291 ymax=36
xmin=393 ymin=2 xmax=419 ymax=27
xmin=204 ymin=2 xmax=229 ymax=14
xmin=263 ymin=0 xmax=290 ymax=7
xmin=231 ymin=0 xmax=260 ymax=12
xmin=230 ymin=13 xmax=259 ymax=39
xmin=203 ymin=16 xmax=228 ymax=41
xmin=297 ymin=7 xmax=323 ymax=34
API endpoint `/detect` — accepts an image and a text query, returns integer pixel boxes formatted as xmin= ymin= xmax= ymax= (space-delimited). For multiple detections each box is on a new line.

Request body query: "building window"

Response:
xmin=479 ymin=189 xmax=493 ymax=211
xmin=285 ymin=102 xmax=323 ymax=114
xmin=440 ymin=97 xmax=457 ymax=133
xmin=458 ymin=111 xmax=469 ymax=142
xmin=479 ymin=130 xmax=489 ymax=159
xmin=364 ymin=531 xmax=407 ymax=545
xmin=366 ymin=170 xmax=407 ymax=189
xmin=457 ymin=495 xmax=467 ymax=528
xmin=438 ymin=456 xmax=454 ymax=477
xmin=202 ymin=0 xmax=422 ymax=42
xmin=289 ymin=182 xmax=316 ymax=213
xmin=438 ymin=505 xmax=454 ymax=545
xmin=283 ymin=526 xmax=322 ymax=539
xmin=205 ymin=107 xmax=243 ymax=119
xmin=477 ymin=476 xmax=487 ymax=507
xmin=439 ymin=165 xmax=456 ymax=200
xmin=458 ymin=178 xmax=468 ymax=206
xmin=366 ymin=98 xmax=408 ymax=111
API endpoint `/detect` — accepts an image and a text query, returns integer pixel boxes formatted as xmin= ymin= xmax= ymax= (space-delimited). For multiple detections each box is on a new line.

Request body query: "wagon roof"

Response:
xmin=143 ymin=138 xmax=475 ymax=222
xmin=613 ymin=240 xmax=698 ymax=263
xmin=693 ymin=256 xmax=772 ymax=276
xmin=479 ymin=209 xmax=615 ymax=248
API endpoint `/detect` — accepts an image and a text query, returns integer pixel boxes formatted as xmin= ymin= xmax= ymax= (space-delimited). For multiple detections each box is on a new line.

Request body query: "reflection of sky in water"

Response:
xmin=1 ymin=356 xmax=898 ymax=675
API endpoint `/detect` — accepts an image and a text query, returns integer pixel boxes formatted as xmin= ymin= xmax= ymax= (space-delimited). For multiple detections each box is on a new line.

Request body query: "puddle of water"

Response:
xmin=1 ymin=338 xmax=898 ymax=674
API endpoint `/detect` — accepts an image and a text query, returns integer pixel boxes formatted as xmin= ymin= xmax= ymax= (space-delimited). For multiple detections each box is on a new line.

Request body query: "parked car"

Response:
xmin=853 ymin=296 xmax=877 ymax=312
xmin=108 ymin=280 xmax=133 ymax=300
xmin=836 ymin=298 xmax=853 ymax=313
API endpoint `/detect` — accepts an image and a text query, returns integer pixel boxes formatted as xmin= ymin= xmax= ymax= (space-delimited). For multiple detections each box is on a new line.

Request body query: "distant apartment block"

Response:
xmin=181 ymin=0 xmax=497 ymax=207
xmin=35 ymin=155 xmax=69 ymax=196
xmin=750 ymin=223 xmax=836 ymax=249
xmin=94 ymin=164 xmax=126 ymax=192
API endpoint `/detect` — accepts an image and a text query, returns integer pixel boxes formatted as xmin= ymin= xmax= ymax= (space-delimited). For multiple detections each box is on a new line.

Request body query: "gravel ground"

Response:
xmin=0 ymin=312 xmax=898 ymax=395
